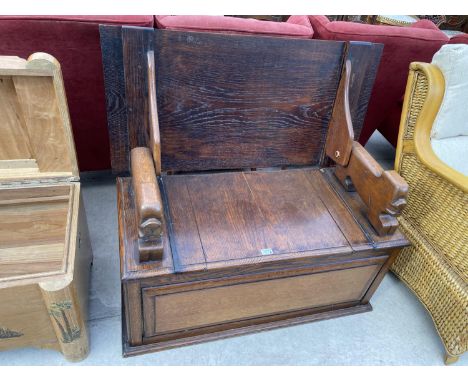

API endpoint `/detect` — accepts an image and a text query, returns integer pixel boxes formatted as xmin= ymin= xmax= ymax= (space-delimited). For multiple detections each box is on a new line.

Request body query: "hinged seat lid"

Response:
xmin=0 ymin=53 xmax=79 ymax=184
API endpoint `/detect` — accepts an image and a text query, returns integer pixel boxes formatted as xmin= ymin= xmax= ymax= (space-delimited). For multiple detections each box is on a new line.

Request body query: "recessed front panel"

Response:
xmin=0 ymin=185 xmax=72 ymax=283
xmin=142 ymin=263 xmax=381 ymax=337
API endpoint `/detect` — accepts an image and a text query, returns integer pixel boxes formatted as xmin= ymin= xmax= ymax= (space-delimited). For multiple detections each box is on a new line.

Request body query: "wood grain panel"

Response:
xmin=154 ymin=30 xmax=345 ymax=171
xmin=161 ymin=175 xmax=205 ymax=272
xmin=0 ymin=284 xmax=57 ymax=351
xmin=345 ymin=42 xmax=383 ymax=141
xmin=146 ymin=264 xmax=380 ymax=334
xmin=185 ymin=172 xmax=274 ymax=262
xmin=122 ymin=26 xmax=154 ymax=150
xmin=101 ymin=28 xmax=383 ymax=173
xmin=305 ymin=169 xmax=370 ymax=249
xmin=0 ymin=243 xmax=64 ymax=279
xmin=0 ymin=76 xmax=32 ymax=160
xmin=0 ymin=200 xmax=68 ymax=248
xmin=13 ymin=75 xmax=74 ymax=173
xmin=100 ymin=25 xmax=129 ymax=174
xmin=164 ymin=169 xmax=353 ymax=265
xmin=243 ymin=170 xmax=349 ymax=252
xmin=0 ymin=184 xmax=70 ymax=202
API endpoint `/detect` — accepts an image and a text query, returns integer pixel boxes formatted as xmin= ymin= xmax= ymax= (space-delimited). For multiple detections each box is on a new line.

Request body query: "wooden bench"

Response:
xmin=100 ymin=26 xmax=409 ymax=357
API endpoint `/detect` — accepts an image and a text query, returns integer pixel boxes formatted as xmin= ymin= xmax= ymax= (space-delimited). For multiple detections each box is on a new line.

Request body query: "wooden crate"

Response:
xmin=100 ymin=27 xmax=410 ymax=357
xmin=0 ymin=54 xmax=92 ymax=362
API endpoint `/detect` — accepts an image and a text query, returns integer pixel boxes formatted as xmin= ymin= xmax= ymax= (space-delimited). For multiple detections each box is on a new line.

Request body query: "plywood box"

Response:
xmin=0 ymin=54 xmax=92 ymax=362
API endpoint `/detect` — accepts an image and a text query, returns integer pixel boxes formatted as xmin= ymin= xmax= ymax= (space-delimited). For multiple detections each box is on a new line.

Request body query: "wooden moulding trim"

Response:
xmin=39 ymin=183 xmax=79 ymax=292
xmin=26 ymin=53 xmax=79 ymax=178
xmin=122 ymin=303 xmax=372 ymax=357
xmin=0 ymin=55 xmax=54 ymax=76
xmin=142 ymin=260 xmax=385 ymax=300
xmin=134 ymin=249 xmax=391 ymax=288
xmin=396 ymin=62 xmax=468 ymax=193
xmin=147 ymin=50 xmax=161 ymax=176
xmin=325 ymin=58 xmax=354 ymax=166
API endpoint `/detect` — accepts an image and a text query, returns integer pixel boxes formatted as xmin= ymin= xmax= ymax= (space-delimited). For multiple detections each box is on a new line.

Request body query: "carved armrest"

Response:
xmin=335 ymin=142 xmax=408 ymax=235
xmin=130 ymin=147 xmax=164 ymax=262
xmin=326 ymin=59 xmax=408 ymax=236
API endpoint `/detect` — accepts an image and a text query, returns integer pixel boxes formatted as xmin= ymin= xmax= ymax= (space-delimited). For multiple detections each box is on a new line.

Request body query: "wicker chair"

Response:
xmin=391 ymin=61 xmax=468 ymax=365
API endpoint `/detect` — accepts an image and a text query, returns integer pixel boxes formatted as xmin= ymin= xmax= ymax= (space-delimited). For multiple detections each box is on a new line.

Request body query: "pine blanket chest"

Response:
xmin=0 ymin=54 xmax=92 ymax=361
xmin=100 ymin=27 xmax=410 ymax=356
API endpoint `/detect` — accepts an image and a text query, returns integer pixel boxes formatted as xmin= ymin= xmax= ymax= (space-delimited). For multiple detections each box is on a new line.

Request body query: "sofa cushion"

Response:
xmin=411 ymin=19 xmax=441 ymax=31
xmin=431 ymin=44 xmax=468 ymax=139
xmin=155 ymin=15 xmax=314 ymax=38
xmin=308 ymin=16 xmax=449 ymax=146
xmin=449 ymin=33 xmax=468 ymax=44
xmin=308 ymin=15 xmax=447 ymax=41
xmin=431 ymin=136 xmax=468 ymax=175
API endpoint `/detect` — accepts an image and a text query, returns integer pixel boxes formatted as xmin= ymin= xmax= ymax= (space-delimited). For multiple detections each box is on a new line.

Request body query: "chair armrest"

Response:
xmin=335 ymin=142 xmax=408 ymax=235
xmin=131 ymin=147 xmax=164 ymax=262
xmin=326 ymin=58 xmax=408 ymax=235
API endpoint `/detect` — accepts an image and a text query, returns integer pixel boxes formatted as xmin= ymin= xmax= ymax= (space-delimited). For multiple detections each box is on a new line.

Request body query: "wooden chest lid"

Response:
xmin=0 ymin=53 xmax=79 ymax=184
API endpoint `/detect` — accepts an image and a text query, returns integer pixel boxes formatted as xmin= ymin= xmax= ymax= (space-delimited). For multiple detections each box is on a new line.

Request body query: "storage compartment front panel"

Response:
xmin=142 ymin=263 xmax=381 ymax=337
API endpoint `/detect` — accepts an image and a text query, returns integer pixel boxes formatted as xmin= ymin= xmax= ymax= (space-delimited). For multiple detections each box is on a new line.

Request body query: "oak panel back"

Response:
xmin=100 ymin=26 xmax=382 ymax=173
xmin=155 ymin=31 xmax=344 ymax=172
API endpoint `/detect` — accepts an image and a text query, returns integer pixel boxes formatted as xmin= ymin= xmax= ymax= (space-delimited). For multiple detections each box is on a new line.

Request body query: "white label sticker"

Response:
xmin=260 ymin=248 xmax=274 ymax=255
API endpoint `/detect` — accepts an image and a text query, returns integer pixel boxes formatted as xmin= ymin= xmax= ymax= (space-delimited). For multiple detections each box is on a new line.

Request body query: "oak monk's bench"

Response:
xmin=100 ymin=26 xmax=410 ymax=357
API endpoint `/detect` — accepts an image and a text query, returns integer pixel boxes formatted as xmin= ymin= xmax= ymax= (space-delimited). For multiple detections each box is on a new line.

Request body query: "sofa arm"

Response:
xmin=131 ymin=147 xmax=164 ymax=262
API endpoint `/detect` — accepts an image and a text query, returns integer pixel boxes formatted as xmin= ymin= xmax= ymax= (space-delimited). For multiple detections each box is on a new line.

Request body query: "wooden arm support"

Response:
xmin=326 ymin=58 xmax=408 ymax=236
xmin=335 ymin=142 xmax=408 ymax=236
xmin=131 ymin=147 xmax=164 ymax=262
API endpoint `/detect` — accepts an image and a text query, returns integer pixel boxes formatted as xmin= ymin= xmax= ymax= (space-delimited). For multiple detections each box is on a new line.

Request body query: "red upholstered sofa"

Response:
xmin=307 ymin=16 xmax=450 ymax=146
xmin=0 ymin=16 xmax=154 ymax=171
xmin=153 ymin=15 xmax=459 ymax=147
